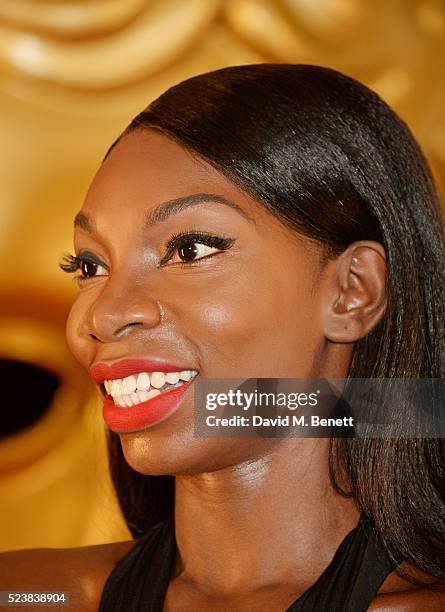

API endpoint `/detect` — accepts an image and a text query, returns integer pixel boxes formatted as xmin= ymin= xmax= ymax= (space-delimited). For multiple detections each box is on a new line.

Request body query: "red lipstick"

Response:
xmin=102 ymin=380 xmax=194 ymax=433
xmin=90 ymin=359 xmax=197 ymax=433
xmin=90 ymin=359 xmax=187 ymax=382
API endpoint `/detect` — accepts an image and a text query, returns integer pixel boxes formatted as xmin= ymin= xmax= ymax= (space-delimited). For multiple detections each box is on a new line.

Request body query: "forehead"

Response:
xmin=77 ymin=128 xmax=323 ymax=277
xmin=83 ymin=129 xmax=269 ymax=223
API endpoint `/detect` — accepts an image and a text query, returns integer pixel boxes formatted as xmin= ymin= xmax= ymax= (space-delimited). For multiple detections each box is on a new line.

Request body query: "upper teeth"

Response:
xmin=103 ymin=370 xmax=198 ymax=408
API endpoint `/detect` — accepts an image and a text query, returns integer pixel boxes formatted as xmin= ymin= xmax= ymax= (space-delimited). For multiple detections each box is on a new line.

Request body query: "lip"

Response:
xmin=90 ymin=358 xmax=194 ymax=383
xmin=102 ymin=378 xmax=196 ymax=433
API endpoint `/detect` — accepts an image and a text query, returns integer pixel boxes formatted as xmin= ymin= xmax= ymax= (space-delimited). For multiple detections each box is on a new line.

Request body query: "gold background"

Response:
xmin=0 ymin=0 xmax=444 ymax=551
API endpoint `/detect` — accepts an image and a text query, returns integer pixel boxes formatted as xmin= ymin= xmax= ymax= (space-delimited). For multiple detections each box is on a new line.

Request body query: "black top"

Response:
xmin=98 ymin=515 xmax=400 ymax=612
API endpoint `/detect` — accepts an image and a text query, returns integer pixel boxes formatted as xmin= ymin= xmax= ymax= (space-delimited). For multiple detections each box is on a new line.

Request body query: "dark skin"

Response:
xmin=1 ymin=130 xmax=443 ymax=611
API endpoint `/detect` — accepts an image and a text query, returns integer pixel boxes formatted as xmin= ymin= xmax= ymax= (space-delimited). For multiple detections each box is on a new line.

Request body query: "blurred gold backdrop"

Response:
xmin=0 ymin=0 xmax=444 ymax=551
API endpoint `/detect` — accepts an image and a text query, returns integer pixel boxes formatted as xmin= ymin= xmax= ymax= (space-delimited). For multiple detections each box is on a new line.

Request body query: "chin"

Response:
xmin=118 ymin=429 xmax=265 ymax=477
xmin=118 ymin=427 xmax=210 ymax=476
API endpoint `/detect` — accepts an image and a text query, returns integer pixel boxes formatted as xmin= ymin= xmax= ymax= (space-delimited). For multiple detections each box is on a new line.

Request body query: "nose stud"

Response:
xmin=157 ymin=300 xmax=165 ymax=323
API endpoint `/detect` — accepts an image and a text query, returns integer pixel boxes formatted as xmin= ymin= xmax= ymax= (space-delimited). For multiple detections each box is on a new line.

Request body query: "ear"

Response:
xmin=322 ymin=241 xmax=387 ymax=343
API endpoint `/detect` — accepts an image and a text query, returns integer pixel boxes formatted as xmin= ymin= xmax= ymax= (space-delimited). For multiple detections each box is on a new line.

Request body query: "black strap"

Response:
xmin=287 ymin=515 xmax=399 ymax=611
xmin=99 ymin=515 xmax=399 ymax=612
xmin=99 ymin=519 xmax=175 ymax=611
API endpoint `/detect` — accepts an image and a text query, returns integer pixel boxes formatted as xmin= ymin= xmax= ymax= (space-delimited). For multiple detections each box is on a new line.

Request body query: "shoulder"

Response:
xmin=369 ymin=563 xmax=445 ymax=612
xmin=0 ymin=539 xmax=138 ymax=612
xmin=369 ymin=587 xmax=445 ymax=611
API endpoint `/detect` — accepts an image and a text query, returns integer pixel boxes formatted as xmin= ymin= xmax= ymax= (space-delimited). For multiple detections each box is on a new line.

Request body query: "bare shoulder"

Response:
xmin=369 ymin=587 xmax=445 ymax=611
xmin=0 ymin=538 xmax=138 ymax=612
xmin=369 ymin=563 xmax=445 ymax=612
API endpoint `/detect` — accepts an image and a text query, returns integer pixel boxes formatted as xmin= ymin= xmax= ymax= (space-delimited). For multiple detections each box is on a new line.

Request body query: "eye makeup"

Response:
xmin=59 ymin=251 xmax=109 ymax=281
xmin=59 ymin=229 xmax=236 ymax=280
xmin=59 ymin=251 xmax=108 ymax=273
xmin=158 ymin=229 xmax=236 ymax=266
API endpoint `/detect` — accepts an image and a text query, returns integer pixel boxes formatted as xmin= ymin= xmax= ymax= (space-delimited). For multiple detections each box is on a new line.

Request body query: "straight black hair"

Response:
xmin=106 ymin=64 xmax=445 ymax=581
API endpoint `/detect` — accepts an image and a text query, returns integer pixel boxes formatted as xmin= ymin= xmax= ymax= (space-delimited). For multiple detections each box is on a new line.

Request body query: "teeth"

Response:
xmin=111 ymin=380 xmax=121 ymax=396
xmin=104 ymin=368 xmax=199 ymax=407
xmin=137 ymin=390 xmax=150 ymax=403
xmin=113 ymin=383 xmax=178 ymax=408
xmin=122 ymin=375 xmax=137 ymax=394
xmin=137 ymin=372 xmax=150 ymax=390
xmin=150 ymin=372 xmax=166 ymax=388
xmin=120 ymin=394 xmax=130 ymax=407
xmin=165 ymin=372 xmax=180 ymax=384
xmin=129 ymin=392 xmax=139 ymax=406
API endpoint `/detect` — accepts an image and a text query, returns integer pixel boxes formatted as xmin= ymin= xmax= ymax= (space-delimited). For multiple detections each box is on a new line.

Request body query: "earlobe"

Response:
xmin=323 ymin=241 xmax=387 ymax=343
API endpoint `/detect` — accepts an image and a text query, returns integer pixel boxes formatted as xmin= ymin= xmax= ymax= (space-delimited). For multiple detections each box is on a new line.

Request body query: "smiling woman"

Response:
xmin=1 ymin=64 xmax=444 ymax=611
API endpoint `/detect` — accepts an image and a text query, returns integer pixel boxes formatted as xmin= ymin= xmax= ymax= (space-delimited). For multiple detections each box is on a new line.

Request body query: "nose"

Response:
xmin=82 ymin=282 xmax=163 ymax=343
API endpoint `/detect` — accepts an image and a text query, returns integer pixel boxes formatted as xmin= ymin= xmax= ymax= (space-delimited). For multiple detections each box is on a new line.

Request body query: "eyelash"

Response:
xmin=59 ymin=230 xmax=236 ymax=282
xmin=159 ymin=230 xmax=235 ymax=266
xmin=59 ymin=252 xmax=107 ymax=284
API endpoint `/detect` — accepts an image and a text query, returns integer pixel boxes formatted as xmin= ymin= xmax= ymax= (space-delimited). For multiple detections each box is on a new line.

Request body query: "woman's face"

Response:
xmin=66 ymin=129 xmax=335 ymax=475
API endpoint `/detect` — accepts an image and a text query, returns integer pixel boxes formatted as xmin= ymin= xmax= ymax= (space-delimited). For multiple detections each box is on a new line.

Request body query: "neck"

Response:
xmin=172 ymin=439 xmax=359 ymax=595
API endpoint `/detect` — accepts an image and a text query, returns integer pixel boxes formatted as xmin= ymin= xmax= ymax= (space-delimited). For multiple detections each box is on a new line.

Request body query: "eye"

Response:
xmin=160 ymin=231 xmax=236 ymax=266
xmin=79 ymin=259 xmax=108 ymax=279
xmin=174 ymin=241 xmax=220 ymax=263
xmin=59 ymin=252 xmax=109 ymax=282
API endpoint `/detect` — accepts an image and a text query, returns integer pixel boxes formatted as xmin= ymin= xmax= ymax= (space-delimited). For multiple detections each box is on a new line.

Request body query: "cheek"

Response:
xmin=170 ymin=262 xmax=321 ymax=378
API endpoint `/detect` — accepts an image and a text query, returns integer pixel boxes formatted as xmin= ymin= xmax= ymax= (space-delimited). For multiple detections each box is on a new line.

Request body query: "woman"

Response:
xmin=1 ymin=64 xmax=444 ymax=611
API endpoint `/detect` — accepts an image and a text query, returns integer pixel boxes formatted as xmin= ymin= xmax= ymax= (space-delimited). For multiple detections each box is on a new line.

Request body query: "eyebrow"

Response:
xmin=74 ymin=193 xmax=255 ymax=233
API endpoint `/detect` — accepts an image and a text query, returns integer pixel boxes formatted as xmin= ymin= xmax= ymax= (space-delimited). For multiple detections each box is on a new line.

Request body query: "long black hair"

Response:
xmin=106 ymin=64 xmax=445 ymax=580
